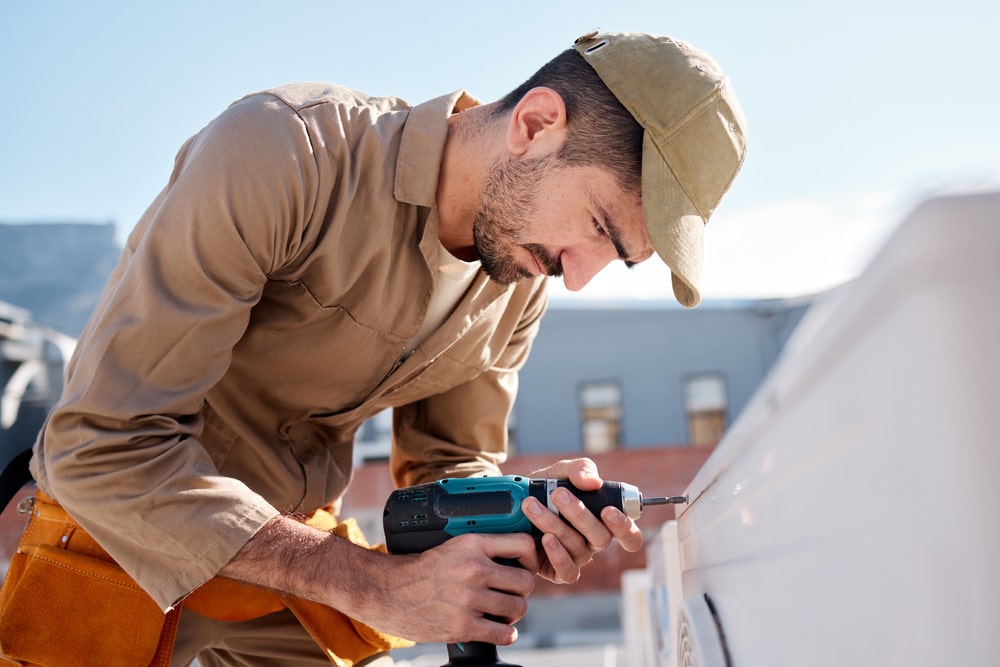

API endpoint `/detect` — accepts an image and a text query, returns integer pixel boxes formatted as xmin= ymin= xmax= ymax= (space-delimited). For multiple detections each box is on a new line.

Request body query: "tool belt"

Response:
xmin=0 ymin=491 xmax=412 ymax=667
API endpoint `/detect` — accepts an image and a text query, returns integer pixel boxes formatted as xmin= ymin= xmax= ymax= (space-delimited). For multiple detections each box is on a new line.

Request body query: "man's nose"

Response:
xmin=560 ymin=249 xmax=615 ymax=292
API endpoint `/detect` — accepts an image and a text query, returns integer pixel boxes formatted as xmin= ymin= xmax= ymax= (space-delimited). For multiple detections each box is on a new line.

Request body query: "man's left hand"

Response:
xmin=520 ymin=457 xmax=644 ymax=584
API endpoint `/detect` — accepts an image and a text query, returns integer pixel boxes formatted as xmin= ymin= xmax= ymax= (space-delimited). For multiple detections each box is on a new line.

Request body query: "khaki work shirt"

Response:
xmin=31 ymin=83 xmax=548 ymax=610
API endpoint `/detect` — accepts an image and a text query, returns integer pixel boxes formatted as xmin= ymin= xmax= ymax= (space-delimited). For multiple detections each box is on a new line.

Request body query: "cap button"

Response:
xmin=574 ymin=29 xmax=600 ymax=45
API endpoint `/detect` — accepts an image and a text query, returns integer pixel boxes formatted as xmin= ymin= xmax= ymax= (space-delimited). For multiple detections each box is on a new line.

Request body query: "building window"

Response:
xmin=684 ymin=373 xmax=728 ymax=446
xmin=579 ymin=381 xmax=622 ymax=454
xmin=354 ymin=408 xmax=393 ymax=465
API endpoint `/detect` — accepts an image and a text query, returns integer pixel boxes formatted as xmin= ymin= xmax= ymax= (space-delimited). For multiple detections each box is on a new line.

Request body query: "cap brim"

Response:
xmin=642 ymin=132 xmax=706 ymax=308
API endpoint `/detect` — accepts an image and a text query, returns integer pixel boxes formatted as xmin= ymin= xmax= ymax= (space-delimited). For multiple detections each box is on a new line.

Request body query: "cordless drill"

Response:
xmin=383 ymin=474 xmax=686 ymax=667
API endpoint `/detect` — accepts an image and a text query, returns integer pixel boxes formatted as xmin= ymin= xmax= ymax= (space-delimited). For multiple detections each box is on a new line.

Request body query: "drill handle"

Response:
xmin=553 ymin=479 xmax=626 ymax=518
xmin=446 ymin=639 xmax=520 ymax=665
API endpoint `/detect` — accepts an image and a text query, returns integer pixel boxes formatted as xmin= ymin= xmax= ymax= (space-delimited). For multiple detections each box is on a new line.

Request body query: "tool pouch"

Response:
xmin=0 ymin=494 xmax=408 ymax=667
xmin=0 ymin=492 xmax=178 ymax=667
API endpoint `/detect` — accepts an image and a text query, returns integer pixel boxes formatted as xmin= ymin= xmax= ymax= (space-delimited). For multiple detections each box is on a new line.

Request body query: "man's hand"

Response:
xmin=520 ymin=458 xmax=644 ymax=584
xmin=220 ymin=515 xmax=539 ymax=646
xmin=388 ymin=532 xmax=539 ymax=645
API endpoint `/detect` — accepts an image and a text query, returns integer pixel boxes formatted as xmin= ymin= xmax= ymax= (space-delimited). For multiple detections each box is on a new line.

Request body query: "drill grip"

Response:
xmin=445 ymin=638 xmax=519 ymax=666
xmin=553 ymin=479 xmax=625 ymax=518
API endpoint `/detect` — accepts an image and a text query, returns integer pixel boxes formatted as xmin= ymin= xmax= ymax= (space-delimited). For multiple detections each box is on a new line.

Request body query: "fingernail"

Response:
xmin=525 ymin=498 xmax=543 ymax=516
xmin=554 ymin=488 xmax=572 ymax=504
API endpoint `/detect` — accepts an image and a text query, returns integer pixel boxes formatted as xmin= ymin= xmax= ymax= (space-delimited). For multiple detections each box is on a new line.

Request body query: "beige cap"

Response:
xmin=574 ymin=31 xmax=748 ymax=307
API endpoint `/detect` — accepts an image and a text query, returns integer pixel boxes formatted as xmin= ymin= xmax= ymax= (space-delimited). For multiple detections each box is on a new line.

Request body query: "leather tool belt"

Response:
xmin=0 ymin=491 xmax=412 ymax=667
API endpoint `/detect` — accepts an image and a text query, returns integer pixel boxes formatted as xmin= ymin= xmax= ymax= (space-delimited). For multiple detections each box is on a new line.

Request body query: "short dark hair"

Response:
xmin=496 ymin=49 xmax=643 ymax=195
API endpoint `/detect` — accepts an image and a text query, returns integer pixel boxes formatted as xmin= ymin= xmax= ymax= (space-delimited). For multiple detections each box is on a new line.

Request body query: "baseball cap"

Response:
xmin=574 ymin=31 xmax=748 ymax=307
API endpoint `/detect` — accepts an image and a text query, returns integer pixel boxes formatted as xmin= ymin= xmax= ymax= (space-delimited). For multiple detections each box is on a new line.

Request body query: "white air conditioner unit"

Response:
xmin=652 ymin=191 xmax=1000 ymax=666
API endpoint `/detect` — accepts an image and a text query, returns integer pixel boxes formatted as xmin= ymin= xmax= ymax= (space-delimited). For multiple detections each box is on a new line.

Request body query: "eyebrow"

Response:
xmin=594 ymin=201 xmax=639 ymax=269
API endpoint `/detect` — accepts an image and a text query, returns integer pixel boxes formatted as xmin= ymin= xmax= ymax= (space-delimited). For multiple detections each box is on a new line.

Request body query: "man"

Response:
xmin=0 ymin=30 xmax=746 ymax=666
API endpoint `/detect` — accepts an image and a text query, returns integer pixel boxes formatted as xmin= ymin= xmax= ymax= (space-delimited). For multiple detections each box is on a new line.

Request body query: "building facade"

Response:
xmin=514 ymin=298 xmax=811 ymax=454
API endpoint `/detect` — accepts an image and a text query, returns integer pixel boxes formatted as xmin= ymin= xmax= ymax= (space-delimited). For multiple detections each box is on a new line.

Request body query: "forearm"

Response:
xmin=218 ymin=514 xmax=391 ymax=619
xmin=219 ymin=514 xmax=537 ymax=646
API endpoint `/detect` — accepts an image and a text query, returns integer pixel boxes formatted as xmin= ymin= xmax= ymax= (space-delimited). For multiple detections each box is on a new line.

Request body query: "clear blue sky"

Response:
xmin=2 ymin=1 xmax=998 ymax=300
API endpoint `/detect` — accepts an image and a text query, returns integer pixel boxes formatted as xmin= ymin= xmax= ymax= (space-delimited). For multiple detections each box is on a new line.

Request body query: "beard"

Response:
xmin=472 ymin=154 xmax=564 ymax=285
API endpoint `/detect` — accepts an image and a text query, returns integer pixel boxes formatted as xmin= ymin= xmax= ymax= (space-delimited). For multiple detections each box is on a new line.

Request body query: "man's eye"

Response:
xmin=592 ymin=219 xmax=608 ymax=237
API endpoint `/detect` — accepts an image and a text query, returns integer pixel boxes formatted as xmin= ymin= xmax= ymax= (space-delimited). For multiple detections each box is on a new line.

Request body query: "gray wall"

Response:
xmin=513 ymin=298 xmax=811 ymax=453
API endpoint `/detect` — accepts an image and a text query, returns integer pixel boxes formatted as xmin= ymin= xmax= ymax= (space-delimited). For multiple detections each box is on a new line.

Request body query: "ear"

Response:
xmin=505 ymin=87 xmax=568 ymax=158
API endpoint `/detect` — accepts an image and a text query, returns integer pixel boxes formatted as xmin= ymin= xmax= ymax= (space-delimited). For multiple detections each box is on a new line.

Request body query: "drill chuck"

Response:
xmin=619 ymin=482 xmax=643 ymax=520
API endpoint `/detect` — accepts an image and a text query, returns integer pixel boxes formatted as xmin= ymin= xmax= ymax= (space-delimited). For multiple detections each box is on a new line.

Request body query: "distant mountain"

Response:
xmin=0 ymin=222 xmax=121 ymax=337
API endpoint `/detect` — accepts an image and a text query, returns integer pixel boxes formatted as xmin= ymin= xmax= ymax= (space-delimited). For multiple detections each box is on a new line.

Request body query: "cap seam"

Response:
xmin=645 ymin=81 xmax=727 ymax=144
xmin=650 ymin=83 xmax=744 ymax=217
xmin=658 ymin=149 xmax=708 ymax=222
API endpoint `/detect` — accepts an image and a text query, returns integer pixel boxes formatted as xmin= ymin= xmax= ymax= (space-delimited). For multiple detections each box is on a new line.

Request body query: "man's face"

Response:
xmin=473 ymin=154 xmax=654 ymax=291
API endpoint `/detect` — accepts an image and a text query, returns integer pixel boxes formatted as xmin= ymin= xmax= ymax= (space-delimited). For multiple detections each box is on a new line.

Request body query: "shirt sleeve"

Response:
xmin=33 ymin=92 xmax=321 ymax=610
xmin=390 ymin=280 xmax=549 ymax=486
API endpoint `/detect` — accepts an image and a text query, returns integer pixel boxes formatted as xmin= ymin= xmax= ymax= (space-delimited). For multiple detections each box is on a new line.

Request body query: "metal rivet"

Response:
xmin=60 ymin=535 xmax=69 ymax=544
xmin=16 ymin=497 xmax=36 ymax=515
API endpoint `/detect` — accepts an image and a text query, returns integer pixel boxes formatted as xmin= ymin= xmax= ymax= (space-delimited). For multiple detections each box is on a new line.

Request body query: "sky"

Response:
xmin=2 ymin=0 xmax=998 ymax=303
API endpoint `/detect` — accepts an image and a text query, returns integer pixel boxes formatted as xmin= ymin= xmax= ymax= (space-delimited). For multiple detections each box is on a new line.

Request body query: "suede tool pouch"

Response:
xmin=0 ymin=543 xmax=165 ymax=667
xmin=0 ymin=493 xmax=176 ymax=667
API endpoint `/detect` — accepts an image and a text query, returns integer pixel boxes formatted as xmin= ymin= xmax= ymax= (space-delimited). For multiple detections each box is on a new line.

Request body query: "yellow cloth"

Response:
xmin=184 ymin=509 xmax=414 ymax=666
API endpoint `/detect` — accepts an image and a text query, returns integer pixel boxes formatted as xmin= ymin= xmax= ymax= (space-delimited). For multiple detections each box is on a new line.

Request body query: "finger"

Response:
xmin=551 ymin=486 xmax=613 ymax=553
xmin=601 ymin=506 xmax=644 ymax=553
xmin=478 ymin=532 xmax=537 ymax=564
xmin=469 ymin=613 xmax=520 ymax=646
xmin=565 ymin=458 xmax=603 ymax=491
xmin=446 ymin=604 xmax=520 ymax=647
xmin=473 ymin=587 xmax=530 ymax=625
xmin=540 ymin=532 xmax=585 ymax=584
xmin=522 ymin=496 xmax=591 ymax=561
xmin=530 ymin=457 xmax=600 ymax=487
xmin=484 ymin=561 xmax=535 ymax=598
xmin=513 ymin=547 xmax=541 ymax=575
xmin=472 ymin=535 xmax=537 ymax=594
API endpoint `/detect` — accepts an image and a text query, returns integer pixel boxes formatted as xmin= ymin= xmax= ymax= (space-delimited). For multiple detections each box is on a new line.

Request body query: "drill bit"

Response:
xmin=619 ymin=484 xmax=687 ymax=519
xmin=642 ymin=495 xmax=688 ymax=506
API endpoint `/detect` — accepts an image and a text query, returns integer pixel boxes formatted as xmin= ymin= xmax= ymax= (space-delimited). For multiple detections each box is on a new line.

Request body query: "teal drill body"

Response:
xmin=383 ymin=475 xmax=639 ymax=554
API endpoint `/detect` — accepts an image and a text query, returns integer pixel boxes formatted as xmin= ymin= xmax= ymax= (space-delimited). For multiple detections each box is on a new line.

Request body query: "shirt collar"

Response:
xmin=394 ymin=89 xmax=481 ymax=208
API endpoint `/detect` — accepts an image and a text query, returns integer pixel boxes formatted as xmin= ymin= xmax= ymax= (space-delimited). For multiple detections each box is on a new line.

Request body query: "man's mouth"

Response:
xmin=527 ymin=248 xmax=544 ymax=277
xmin=524 ymin=244 xmax=563 ymax=278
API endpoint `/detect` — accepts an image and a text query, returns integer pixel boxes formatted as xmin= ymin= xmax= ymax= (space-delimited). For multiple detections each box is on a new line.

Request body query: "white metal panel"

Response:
xmin=621 ymin=568 xmax=658 ymax=667
xmin=673 ymin=191 xmax=1000 ymax=666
